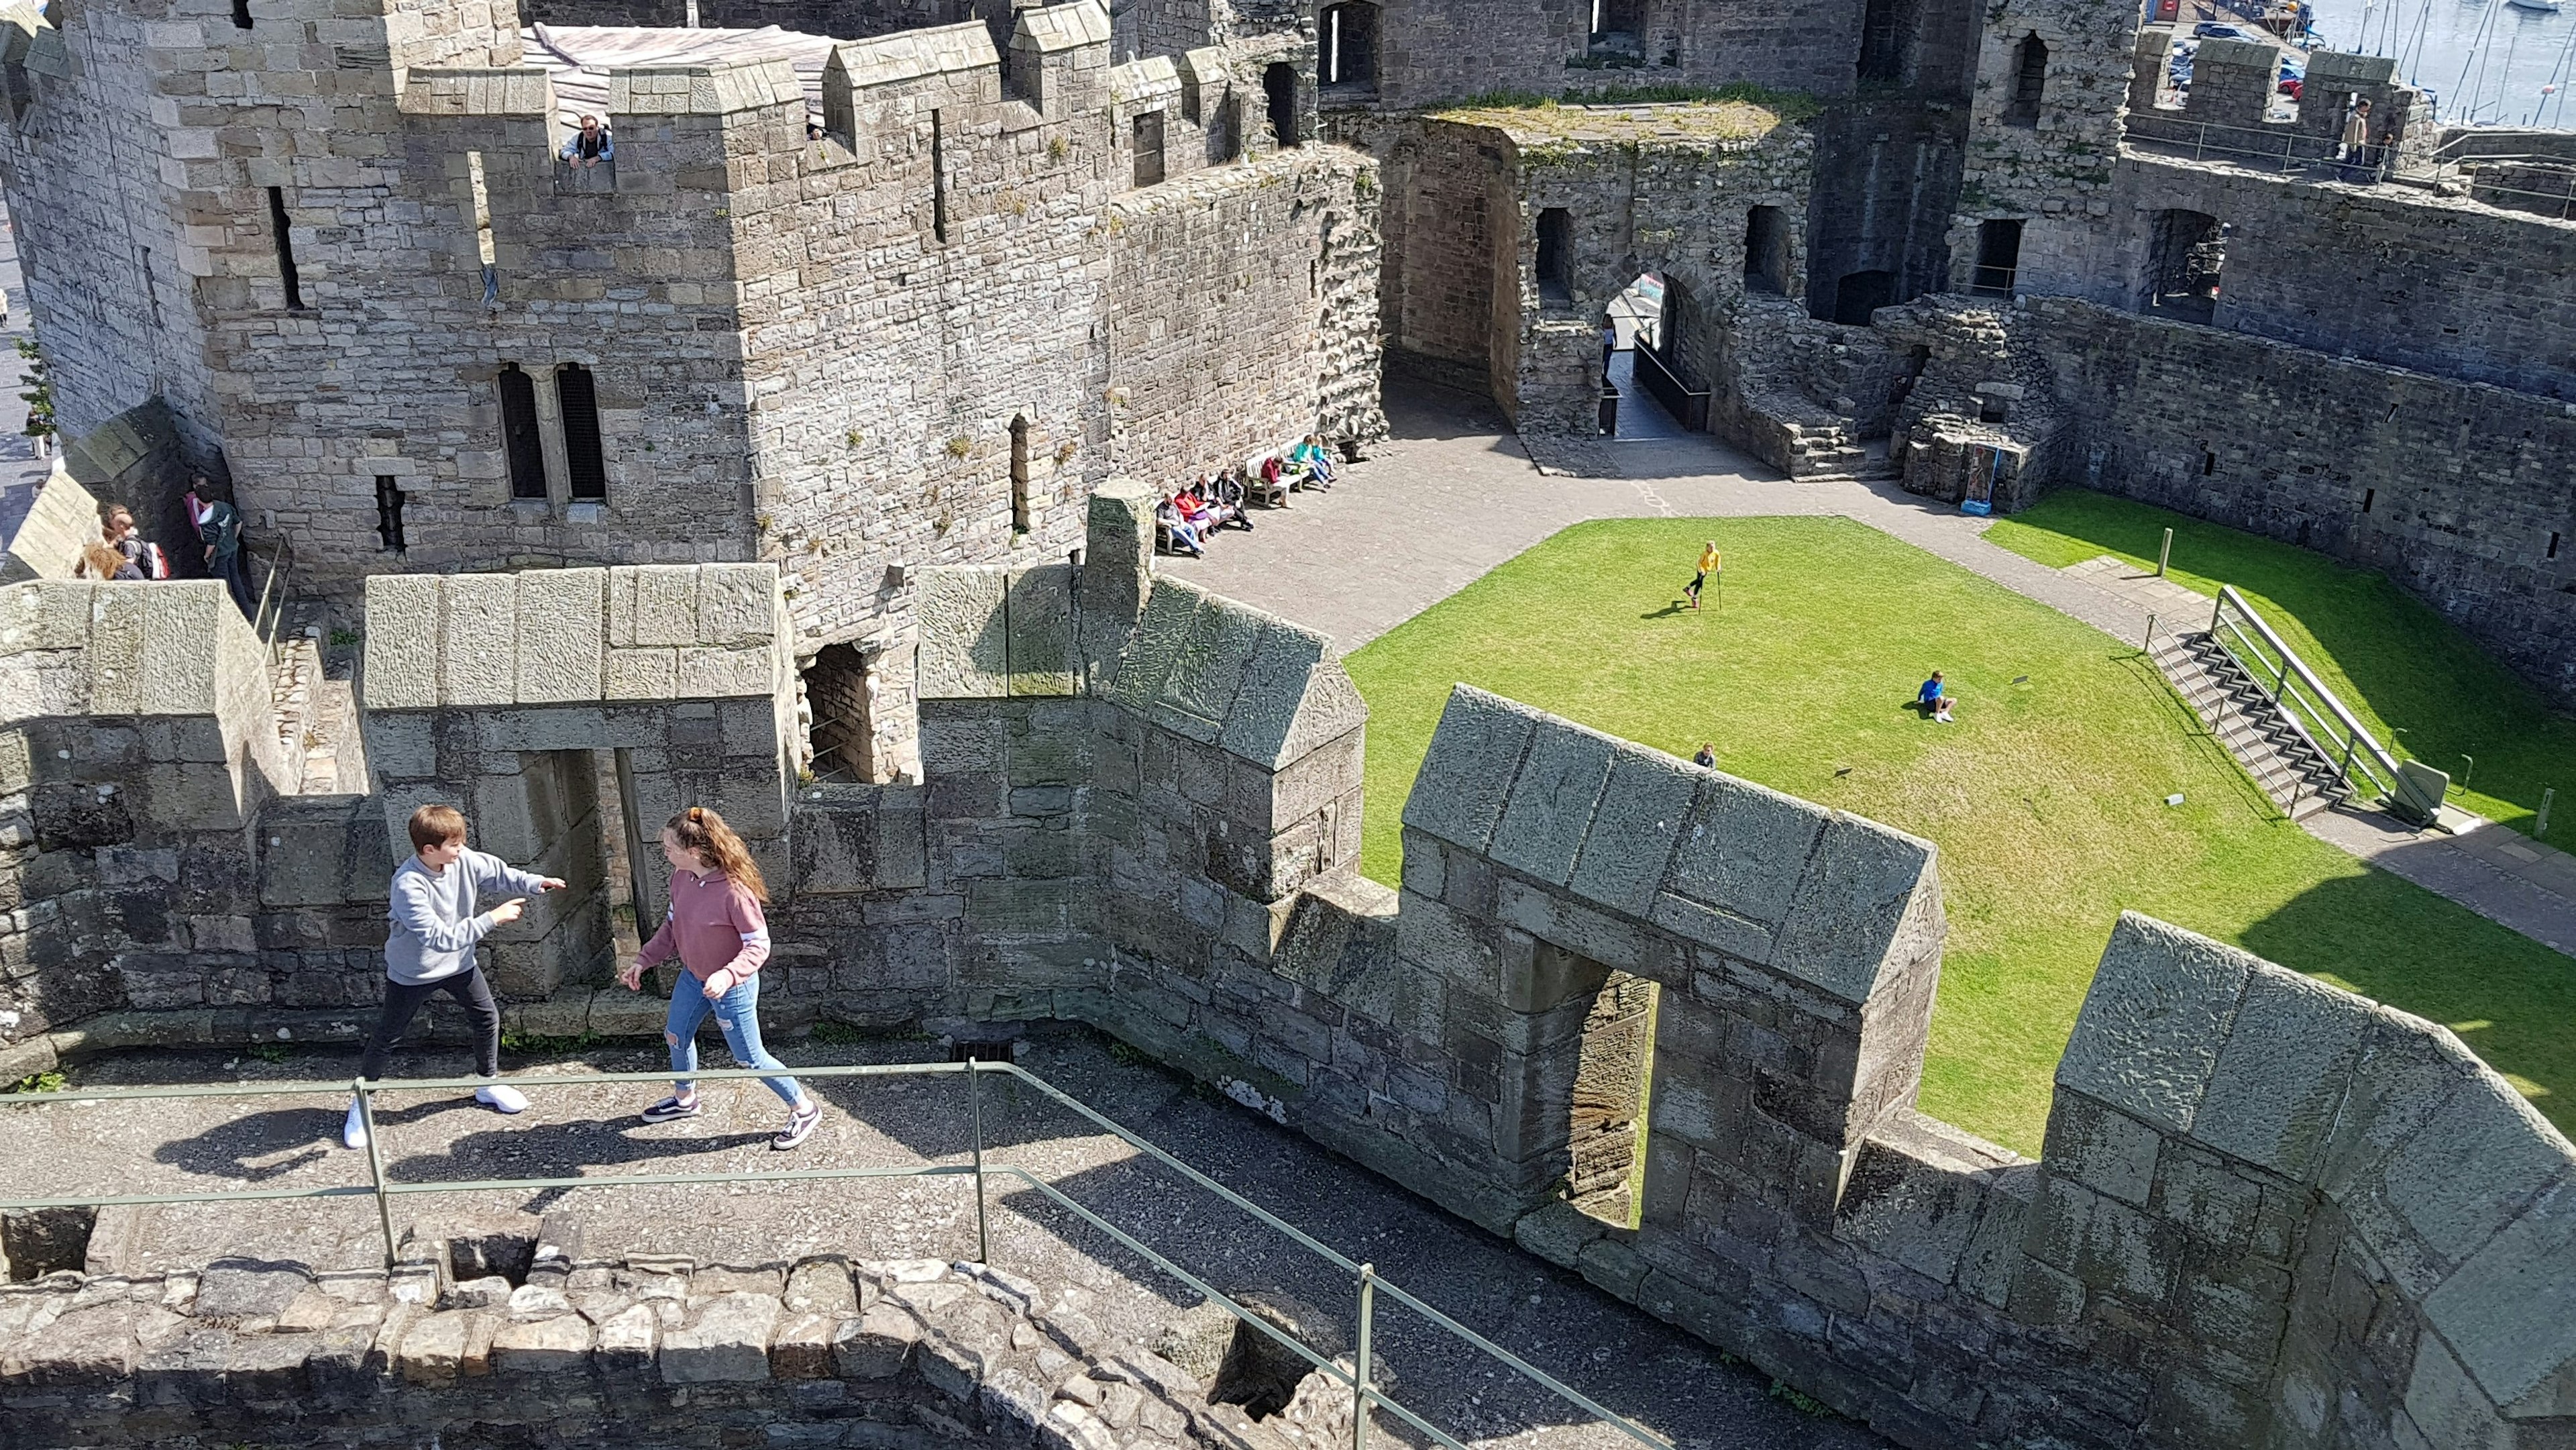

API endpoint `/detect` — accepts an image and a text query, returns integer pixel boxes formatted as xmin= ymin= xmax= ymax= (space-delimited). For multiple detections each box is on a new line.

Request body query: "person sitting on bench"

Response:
xmin=1177 ymin=481 xmax=1243 ymax=533
xmin=1290 ymin=433 xmax=1337 ymax=490
xmin=1208 ymin=470 xmax=1256 ymax=527
xmin=1155 ymin=497 xmax=1204 ymax=557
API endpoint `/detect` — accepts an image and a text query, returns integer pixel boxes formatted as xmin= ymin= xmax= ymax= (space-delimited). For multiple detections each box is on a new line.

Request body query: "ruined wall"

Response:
xmin=522 ymin=0 xmax=967 ymax=34
xmin=1365 ymin=0 xmax=1868 ymax=111
xmin=1941 ymin=0 xmax=2134 ymax=299
xmin=1333 ymin=115 xmax=1501 ymax=397
xmin=0 ymin=1229 xmax=1360 ymax=1450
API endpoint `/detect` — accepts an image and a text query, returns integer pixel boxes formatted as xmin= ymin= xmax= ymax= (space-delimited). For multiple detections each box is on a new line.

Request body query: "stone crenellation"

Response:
xmin=9 ymin=491 xmax=2576 ymax=1449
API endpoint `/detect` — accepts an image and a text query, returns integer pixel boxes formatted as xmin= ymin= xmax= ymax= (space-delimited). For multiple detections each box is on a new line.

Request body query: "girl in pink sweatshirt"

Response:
xmin=618 ymin=806 xmax=820 ymax=1149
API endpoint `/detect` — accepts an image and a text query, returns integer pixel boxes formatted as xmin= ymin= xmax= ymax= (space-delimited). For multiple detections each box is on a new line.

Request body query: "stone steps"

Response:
xmin=2149 ymin=631 xmax=2355 ymax=819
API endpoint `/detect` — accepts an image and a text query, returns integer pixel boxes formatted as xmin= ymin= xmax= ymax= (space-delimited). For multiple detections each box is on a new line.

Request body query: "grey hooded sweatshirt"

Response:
xmin=385 ymin=849 xmax=548 ymax=986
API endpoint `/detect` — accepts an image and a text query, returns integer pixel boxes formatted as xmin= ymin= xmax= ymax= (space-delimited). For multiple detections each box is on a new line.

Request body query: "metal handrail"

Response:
xmin=2208 ymin=585 xmax=2400 ymax=800
xmin=0 ymin=1058 xmax=1670 ymax=1450
xmin=246 ymin=529 xmax=295 ymax=662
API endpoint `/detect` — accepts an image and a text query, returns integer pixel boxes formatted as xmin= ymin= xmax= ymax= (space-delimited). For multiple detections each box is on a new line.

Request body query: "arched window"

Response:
xmin=557 ymin=363 xmax=607 ymax=501
xmin=498 ymin=364 xmax=548 ymax=500
xmin=1536 ymin=208 xmax=1572 ymax=302
xmin=2006 ymin=34 xmax=2047 ymax=126
xmin=1263 ymin=63 xmax=1299 ymax=148
xmin=1320 ymin=2 xmax=1379 ymax=89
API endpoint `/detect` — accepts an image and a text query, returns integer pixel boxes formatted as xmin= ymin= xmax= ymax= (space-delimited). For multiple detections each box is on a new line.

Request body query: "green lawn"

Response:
xmin=1986 ymin=490 xmax=2576 ymax=847
xmin=1339 ymin=517 xmax=2576 ymax=1155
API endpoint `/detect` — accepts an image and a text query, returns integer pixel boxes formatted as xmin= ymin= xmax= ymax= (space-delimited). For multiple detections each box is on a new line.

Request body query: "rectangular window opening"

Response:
xmin=558 ymin=363 xmax=608 ymax=501
xmin=266 ymin=185 xmax=304 ymax=310
xmin=2202 ymin=449 xmax=2216 ymax=476
xmin=2552 ymin=531 xmax=2562 ymax=560
xmin=498 ymin=363 xmax=550 ymax=501
xmin=374 ymin=475 xmax=407 ymax=552
xmin=1010 ymin=416 xmax=1032 ymax=533
xmin=232 ymin=0 xmax=252 ymax=27
xmin=800 ymin=643 xmax=878 ymax=784
xmin=930 ymin=109 xmax=949 ymax=244
xmin=1132 ymin=110 xmax=1166 ymax=189
xmin=2361 ymin=487 xmax=2375 ymax=514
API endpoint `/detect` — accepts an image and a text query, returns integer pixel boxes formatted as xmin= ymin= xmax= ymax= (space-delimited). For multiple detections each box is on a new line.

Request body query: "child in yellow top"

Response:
xmin=1686 ymin=542 xmax=1721 ymax=609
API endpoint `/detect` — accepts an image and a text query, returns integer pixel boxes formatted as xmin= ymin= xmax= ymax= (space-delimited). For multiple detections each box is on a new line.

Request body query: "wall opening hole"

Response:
xmin=2147 ymin=209 xmax=2225 ymax=324
xmin=1132 ymin=110 xmax=1165 ymax=187
xmin=801 ymin=642 xmax=877 ymax=784
xmin=1568 ymin=969 xmax=1658 ymax=1226
xmin=1743 ymin=205 xmax=1790 ymax=295
xmin=1972 ymin=219 xmax=2023 ymax=298
xmin=1010 ymin=415 xmax=1033 ymax=533
xmin=930 ymin=108 xmax=949 ymax=242
xmin=2361 ymin=487 xmax=2375 ymax=514
xmin=1589 ymin=0 xmax=1644 ymax=56
xmin=2 ymin=1206 xmax=97 ymax=1280
xmin=374 ymin=474 xmax=407 ymax=552
xmin=1263 ymin=63 xmax=1298 ymax=147
xmin=1536 ymin=207 xmax=1573 ymax=303
xmin=2202 ymin=448 xmax=2217 ymax=476
xmin=1978 ymin=395 xmax=2010 ymax=423
xmin=1320 ymin=2 xmax=1378 ymax=89
xmin=1857 ymin=0 xmax=1900 ymax=82
xmin=266 ymin=185 xmax=304 ymax=310
xmin=2006 ymin=33 xmax=2048 ymax=126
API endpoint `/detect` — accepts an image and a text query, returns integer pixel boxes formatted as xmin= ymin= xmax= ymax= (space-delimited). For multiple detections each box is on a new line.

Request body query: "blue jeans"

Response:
xmin=664 ymin=973 xmax=804 ymax=1107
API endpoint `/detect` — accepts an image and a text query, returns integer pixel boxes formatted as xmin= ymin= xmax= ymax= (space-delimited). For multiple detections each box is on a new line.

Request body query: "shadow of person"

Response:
xmin=1641 ymin=602 xmax=1690 ymax=620
xmin=376 ymin=1118 xmax=782 ymax=1192
xmin=152 ymin=1105 xmax=345 ymax=1183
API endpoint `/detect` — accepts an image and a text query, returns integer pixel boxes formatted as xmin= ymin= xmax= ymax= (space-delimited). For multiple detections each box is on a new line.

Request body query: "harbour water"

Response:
xmin=2304 ymin=0 xmax=2576 ymax=126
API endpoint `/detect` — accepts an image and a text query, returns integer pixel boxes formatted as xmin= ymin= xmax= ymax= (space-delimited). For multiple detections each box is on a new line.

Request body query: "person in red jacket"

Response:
xmin=618 ymin=806 xmax=821 ymax=1149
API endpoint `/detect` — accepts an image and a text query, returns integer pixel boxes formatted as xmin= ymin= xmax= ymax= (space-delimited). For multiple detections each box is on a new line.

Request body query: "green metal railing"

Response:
xmin=0 ymin=1059 xmax=1669 ymax=1450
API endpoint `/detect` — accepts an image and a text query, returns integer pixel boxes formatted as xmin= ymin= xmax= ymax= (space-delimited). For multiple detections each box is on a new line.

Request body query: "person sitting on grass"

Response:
xmin=1156 ymin=496 xmax=1204 ymax=556
xmin=344 ymin=805 xmax=565 ymax=1151
xmin=1933 ymin=694 xmax=1954 ymax=724
xmin=1917 ymin=671 xmax=1945 ymax=712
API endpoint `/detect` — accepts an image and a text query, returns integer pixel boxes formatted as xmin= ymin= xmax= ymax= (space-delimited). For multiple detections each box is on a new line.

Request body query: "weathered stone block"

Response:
xmin=1564 ymin=746 xmax=1694 ymax=917
xmin=1005 ymin=564 xmax=1075 ymax=696
xmin=2194 ymin=965 xmax=2372 ymax=1181
xmin=2055 ymin=913 xmax=2254 ymax=1136
xmin=661 ymin=1291 xmax=782 ymax=1382
xmin=1401 ymin=685 xmax=1534 ymax=854
xmin=363 ymin=574 xmax=445 ymax=711
xmin=492 ymin=1310 xmax=593 ymax=1374
xmin=441 ymin=572 xmax=520 ymax=707
xmin=1488 ymin=718 xmax=1614 ymax=888
xmin=516 ymin=568 xmax=607 ymax=704
xmin=918 ymin=568 xmax=1011 ymax=700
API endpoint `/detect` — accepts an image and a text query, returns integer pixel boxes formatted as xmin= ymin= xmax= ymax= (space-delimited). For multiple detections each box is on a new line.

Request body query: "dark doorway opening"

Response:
xmin=2147 ymin=209 xmax=2225 ymax=324
xmin=1320 ymin=1 xmax=1378 ymax=89
xmin=2006 ymin=34 xmax=2047 ymax=126
xmin=1536 ymin=207 xmax=1573 ymax=303
xmin=1743 ymin=205 xmax=1791 ymax=295
xmin=1972 ymin=219 xmax=2023 ymax=298
xmin=1832 ymin=268 xmax=1896 ymax=325
xmin=1010 ymin=415 xmax=1033 ymax=533
xmin=498 ymin=363 xmax=549 ymax=501
xmin=1263 ymin=63 xmax=1298 ymax=148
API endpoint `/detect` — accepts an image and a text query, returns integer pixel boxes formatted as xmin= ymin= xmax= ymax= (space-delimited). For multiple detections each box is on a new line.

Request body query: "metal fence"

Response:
xmin=2125 ymin=114 xmax=2576 ymax=214
xmin=0 ymin=1058 xmax=1669 ymax=1450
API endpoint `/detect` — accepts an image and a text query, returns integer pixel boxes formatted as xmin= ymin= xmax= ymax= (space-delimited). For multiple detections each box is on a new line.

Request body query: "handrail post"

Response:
xmin=2210 ymin=590 xmax=2225 ymax=634
xmin=2339 ymin=734 xmax=2359 ymax=787
xmin=1352 ymin=1263 xmax=1375 ymax=1450
xmin=967 ymin=1056 xmax=990 ymax=1265
xmin=354 ymin=1077 xmax=396 ymax=1270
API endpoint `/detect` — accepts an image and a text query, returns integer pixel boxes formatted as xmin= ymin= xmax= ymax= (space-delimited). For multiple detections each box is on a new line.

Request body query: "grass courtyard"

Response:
xmin=1338 ymin=516 xmax=2576 ymax=1155
xmin=1986 ymin=490 xmax=2576 ymax=847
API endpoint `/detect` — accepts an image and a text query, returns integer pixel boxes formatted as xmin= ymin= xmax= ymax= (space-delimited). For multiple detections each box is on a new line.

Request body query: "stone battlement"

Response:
xmin=7 ymin=491 xmax=2573 ymax=1448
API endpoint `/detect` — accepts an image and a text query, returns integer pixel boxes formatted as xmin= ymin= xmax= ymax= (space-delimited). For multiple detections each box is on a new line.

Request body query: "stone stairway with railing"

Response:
xmin=2149 ymin=627 xmax=2354 ymax=819
xmin=266 ymin=625 xmax=366 ymax=796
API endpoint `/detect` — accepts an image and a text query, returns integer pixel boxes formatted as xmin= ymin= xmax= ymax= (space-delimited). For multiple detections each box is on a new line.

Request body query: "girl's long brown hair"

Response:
xmin=667 ymin=806 xmax=769 ymax=902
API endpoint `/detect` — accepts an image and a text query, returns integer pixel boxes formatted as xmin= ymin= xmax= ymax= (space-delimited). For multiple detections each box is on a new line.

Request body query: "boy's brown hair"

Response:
xmin=407 ymin=804 xmax=469 ymax=853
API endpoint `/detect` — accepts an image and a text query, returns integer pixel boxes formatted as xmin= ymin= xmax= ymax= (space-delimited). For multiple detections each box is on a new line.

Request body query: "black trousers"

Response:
xmin=359 ymin=966 xmax=501 ymax=1081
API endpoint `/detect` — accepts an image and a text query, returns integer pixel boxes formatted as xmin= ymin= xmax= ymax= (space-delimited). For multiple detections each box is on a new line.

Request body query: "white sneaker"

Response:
xmin=476 ymin=1083 xmax=530 ymax=1115
xmin=342 ymin=1097 xmax=368 ymax=1151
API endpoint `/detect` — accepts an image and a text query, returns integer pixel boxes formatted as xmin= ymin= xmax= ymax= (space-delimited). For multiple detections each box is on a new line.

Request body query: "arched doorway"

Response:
xmin=1263 ymin=62 xmax=1299 ymax=148
xmin=1601 ymin=272 xmax=1705 ymax=437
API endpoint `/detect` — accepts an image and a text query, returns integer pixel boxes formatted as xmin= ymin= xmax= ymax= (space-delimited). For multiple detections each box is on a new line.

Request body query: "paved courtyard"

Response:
xmin=1163 ymin=379 xmax=2576 ymax=955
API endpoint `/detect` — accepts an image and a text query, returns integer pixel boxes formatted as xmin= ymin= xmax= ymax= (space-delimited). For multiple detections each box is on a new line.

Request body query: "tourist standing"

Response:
xmin=344 ymin=805 xmax=564 ymax=1150
xmin=100 ymin=503 xmax=167 ymax=578
xmin=189 ymin=481 xmax=252 ymax=619
xmin=620 ymin=806 xmax=822 ymax=1151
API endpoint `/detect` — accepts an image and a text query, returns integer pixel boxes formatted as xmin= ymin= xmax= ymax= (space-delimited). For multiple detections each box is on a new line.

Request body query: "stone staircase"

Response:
xmin=268 ymin=629 xmax=366 ymax=795
xmin=2149 ymin=628 xmax=2355 ymax=819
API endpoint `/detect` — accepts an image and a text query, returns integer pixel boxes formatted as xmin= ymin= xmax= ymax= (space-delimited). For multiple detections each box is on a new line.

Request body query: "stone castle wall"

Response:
xmin=0 ymin=0 xmax=1383 ymax=715
xmin=11 ymin=495 xmax=2576 ymax=1450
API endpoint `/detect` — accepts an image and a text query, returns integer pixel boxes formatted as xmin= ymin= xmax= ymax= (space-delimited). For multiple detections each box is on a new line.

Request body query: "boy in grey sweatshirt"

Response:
xmin=343 ymin=804 xmax=564 ymax=1151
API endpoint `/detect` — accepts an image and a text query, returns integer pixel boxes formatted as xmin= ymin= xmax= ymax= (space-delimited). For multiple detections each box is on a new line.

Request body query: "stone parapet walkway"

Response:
xmin=1160 ymin=380 xmax=2576 ymax=957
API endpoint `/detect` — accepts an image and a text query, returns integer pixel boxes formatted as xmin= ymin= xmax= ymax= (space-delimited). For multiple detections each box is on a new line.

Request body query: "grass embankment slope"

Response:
xmin=1986 ymin=489 xmax=2576 ymax=847
xmin=1339 ymin=516 xmax=2576 ymax=1155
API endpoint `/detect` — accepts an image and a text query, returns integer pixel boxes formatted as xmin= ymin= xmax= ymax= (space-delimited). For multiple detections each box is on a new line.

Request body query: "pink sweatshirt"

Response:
xmin=638 ymin=868 xmax=771 ymax=982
